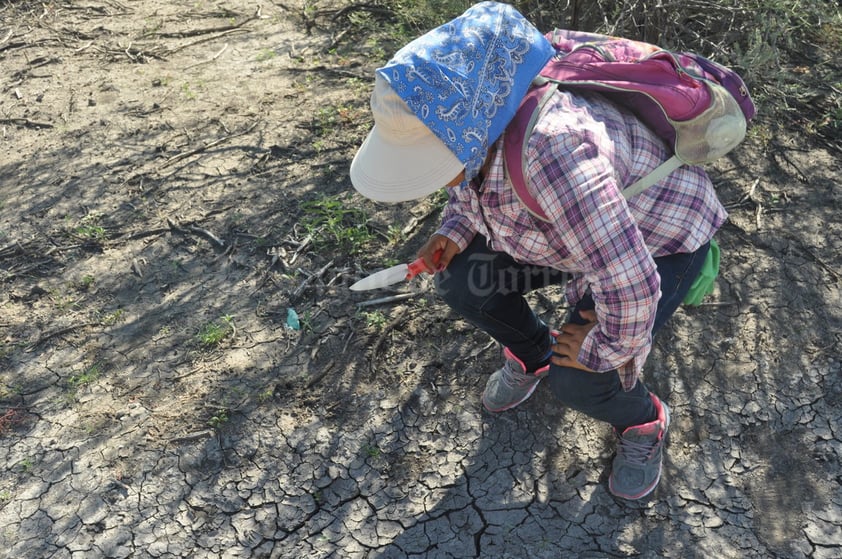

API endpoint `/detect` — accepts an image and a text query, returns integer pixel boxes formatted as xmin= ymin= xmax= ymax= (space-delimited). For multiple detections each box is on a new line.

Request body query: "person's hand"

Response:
xmin=417 ymin=234 xmax=460 ymax=272
xmin=551 ymin=310 xmax=598 ymax=371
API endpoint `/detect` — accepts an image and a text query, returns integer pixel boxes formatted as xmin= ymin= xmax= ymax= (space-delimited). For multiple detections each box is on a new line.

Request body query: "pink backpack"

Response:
xmin=504 ymin=29 xmax=756 ymax=221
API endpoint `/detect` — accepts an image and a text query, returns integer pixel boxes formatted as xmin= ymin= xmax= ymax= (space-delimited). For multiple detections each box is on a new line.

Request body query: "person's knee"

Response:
xmin=434 ymin=267 xmax=486 ymax=315
xmin=547 ymin=366 xmax=621 ymax=411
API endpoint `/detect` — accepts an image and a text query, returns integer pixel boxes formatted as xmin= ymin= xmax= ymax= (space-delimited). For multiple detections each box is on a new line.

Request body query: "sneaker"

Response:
xmin=608 ymin=394 xmax=671 ymax=500
xmin=481 ymin=346 xmax=550 ymax=413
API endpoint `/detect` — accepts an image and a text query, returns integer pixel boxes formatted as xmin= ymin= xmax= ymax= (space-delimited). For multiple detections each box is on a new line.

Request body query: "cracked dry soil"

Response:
xmin=1 ymin=1 xmax=841 ymax=558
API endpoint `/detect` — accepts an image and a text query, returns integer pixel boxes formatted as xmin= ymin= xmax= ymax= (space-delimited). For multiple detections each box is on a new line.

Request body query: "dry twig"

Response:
xmin=166 ymin=218 xmax=226 ymax=249
xmin=290 ymin=260 xmax=335 ymax=303
xmin=0 ymin=117 xmax=53 ymax=129
xmin=159 ymin=120 xmax=259 ymax=168
xmin=356 ymin=293 xmax=420 ymax=307
xmin=25 ymin=323 xmax=92 ymax=352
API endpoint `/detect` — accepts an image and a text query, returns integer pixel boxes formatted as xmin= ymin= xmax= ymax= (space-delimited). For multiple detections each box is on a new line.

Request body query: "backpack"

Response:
xmin=504 ymin=29 xmax=756 ymax=221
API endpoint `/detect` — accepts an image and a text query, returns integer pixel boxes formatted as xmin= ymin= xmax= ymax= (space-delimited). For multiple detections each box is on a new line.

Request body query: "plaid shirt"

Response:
xmin=437 ymin=90 xmax=727 ymax=389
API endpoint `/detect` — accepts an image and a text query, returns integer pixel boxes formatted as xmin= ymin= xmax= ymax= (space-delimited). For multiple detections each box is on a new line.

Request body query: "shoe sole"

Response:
xmin=609 ymin=402 xmax=671 ymax=500
xmin=482 ymin=378 xmax=541 ymax=413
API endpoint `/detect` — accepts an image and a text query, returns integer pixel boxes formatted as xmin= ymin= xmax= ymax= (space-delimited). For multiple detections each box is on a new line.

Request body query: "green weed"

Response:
xmin=386 ymin=224 xmax=405 ymax=246
xmin=19 ymin=457 xmax=34 ymax=474
xmin=362 ymin=443 xmax=381 ymax=458
xmin=74 ymin=215 xmax=107 ymax=240
xmin=68 ymin=363 xmax=103 ymax=389
xmin=208 ymin=409 xmax=229 ymax=428
xmin=198 ymin=315 xmax=234 ymax=346
xmin=257 ymin=387 xmax=275 ymax=403
xmin=256 ymin=48 xmax=277 ymax=62
xmin=76 ymin=224 xmax=106 ymax=239
xmin=298 ymin=310 xmax=314 ymax=333
xmin=49 ymin=288 xmax=79 ymax=313
xmin=181 ymin=82 xmax=197 ymax=100
xmin=0 ymin=383 xmax=22 ymax=399
xmin=300 ymin=195 xmax=374 ymax=254
xmin=101 ymin=308 xmax=126 ymax=326
xmin=361 ymin=310 xmax=387 ymax=330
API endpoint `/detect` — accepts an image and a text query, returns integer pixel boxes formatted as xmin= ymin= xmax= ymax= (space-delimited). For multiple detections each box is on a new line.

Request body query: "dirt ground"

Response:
xmin=1 ymin=1 xmax=841 ymax=558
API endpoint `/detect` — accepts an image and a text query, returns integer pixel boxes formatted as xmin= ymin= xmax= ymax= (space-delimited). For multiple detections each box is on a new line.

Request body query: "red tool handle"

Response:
xmin=405 ymin=249 xmax=443 ymax=280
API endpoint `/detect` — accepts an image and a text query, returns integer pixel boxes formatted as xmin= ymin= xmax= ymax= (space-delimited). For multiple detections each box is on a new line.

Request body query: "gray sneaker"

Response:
xmin=482 ymin=346 xmax=550 ymax=412
xmin=609 ymin=393 xmax=671 ymax=500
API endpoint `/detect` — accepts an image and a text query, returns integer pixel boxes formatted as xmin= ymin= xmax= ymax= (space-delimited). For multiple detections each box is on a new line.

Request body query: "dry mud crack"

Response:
xmin=1 ymin=1 xmax=841 ymax=558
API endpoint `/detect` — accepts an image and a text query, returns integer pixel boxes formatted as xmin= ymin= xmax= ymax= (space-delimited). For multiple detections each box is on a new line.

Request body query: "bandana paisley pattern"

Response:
xmin=377 ymin=2 xmax=553 ymax=181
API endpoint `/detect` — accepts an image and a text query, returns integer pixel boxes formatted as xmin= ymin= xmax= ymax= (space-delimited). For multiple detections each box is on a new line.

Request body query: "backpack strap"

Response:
xmin=622 ymin=154 xmax=683 ymax=198
xmin=504 ymin=83 xmax=684 ymax=222
xmin=503 ymin=79 xmax=556 ymax=221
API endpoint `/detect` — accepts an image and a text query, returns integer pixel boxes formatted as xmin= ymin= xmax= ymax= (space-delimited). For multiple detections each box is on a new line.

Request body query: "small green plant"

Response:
xmin=298 ymin=310 xmax=314 ymax=333
xmin=79 ymin=275 xmax=95 ymax=289
xmin=0 ymin=490 xmax=11 ymax=502
xmin=0 ymin=383 xmax=22 ymax=399
xmin=68 ymin=363 xmax=103 ymax=389
xmin=75 ymin=214 xmax=107 ymax=240
xmin=181 ymin=82 xmax=197 ymax=100
xmin=256 ymin=48 xmax=277 ymax=62
xmin=300 ymin=195 xmax=374 ymax=254
xmin=361 ymin=310 xmax=387 ymax=329
xmin=19 ymin=457 xmax=34 ymax=474
xmin=76 ymin=224 xmax=106 ymax=239
xmin=198 ymin=315 xmax=234 ymax=346
xmin=49 ymin=288 xmax=79 ymax=313
xmin=312 ymin=138 xmax=327 ymax=153
xmin=362 ymin=443 xmax=381 ymax=458
xmin=386 ymin=225 xmax=406 ymax=246
xmin=208 ymin=409 xmax=229 ymax=428
xmin=257 ymin=387 xmax=274 ymax=403
xmin=315 ymin=107 xmax=337 ymax=136
xmin=101 ymin=308 xmax=126 ymax=326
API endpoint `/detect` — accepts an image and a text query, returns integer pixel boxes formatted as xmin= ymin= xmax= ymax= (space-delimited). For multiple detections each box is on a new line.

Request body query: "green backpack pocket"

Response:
xmin=683 ymin=238 xmax=720 ymax=306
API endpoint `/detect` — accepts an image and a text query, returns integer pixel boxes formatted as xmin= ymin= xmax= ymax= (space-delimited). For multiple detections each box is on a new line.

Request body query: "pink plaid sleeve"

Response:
xmin=435 ymin=189 xmax=477 ymax=251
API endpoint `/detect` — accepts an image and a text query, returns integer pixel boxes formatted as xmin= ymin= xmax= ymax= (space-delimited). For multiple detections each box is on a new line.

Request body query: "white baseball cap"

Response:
xmin=350 ymin=75 xmax=464 ymax=203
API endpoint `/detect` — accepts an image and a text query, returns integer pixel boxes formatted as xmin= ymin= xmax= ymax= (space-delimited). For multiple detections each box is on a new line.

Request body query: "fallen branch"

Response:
xmin=0 ymin=240 xmax=25 ymax=258
xmin=3 ymin=259 xmax=54 ymax=281
xmin=356 ymin=292 xmax=420 ymax=307
xmin=0 ymin=117 xmax=53 ymax=129
xmin=153 ymin=7 xmax=261 ymax=39
xmin=306 ymin=360 xmax=336 ymax=388
xmin=290 ymin=259 xmax=335 ymax=302
xmin=369 ymin=307 xmax=409 ymax=373
xmin=25 ymin=323 xmax=92 ymax=352
xmin=167 ymin=429 xmax=214 ymax=445
xmin=165 ymin=28 xmax=248 ymax=56
xmin=166 ymin=217 xmax=226 ymax=249
xmin=162 ymin=6 xmax=262 ymax=55
xmin=183 ymin=42 xmax=228 ymax=70
xmin=127 ymin=227 xmax=171 ymax=240
xmin=159 ymin=119 xmax=259 ymax=168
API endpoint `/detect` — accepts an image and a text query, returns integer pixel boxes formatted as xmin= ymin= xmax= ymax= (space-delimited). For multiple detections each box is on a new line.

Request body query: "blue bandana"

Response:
xmin=376 ymin=2 xmax=553 ymax=182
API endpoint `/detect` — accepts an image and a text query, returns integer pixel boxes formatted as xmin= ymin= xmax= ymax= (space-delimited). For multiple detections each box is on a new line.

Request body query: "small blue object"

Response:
xmin=286 ymin=308 xmax=301 ymax=330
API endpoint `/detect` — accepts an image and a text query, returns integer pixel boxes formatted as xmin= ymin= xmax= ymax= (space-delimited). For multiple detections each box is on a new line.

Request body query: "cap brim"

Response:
xmin=350 ymin=124 xmax=464 ymax=203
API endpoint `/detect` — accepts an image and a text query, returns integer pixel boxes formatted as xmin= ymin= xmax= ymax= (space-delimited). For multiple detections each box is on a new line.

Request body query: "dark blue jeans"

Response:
xmin=435 ymin=235 xmax=710 ymax=430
